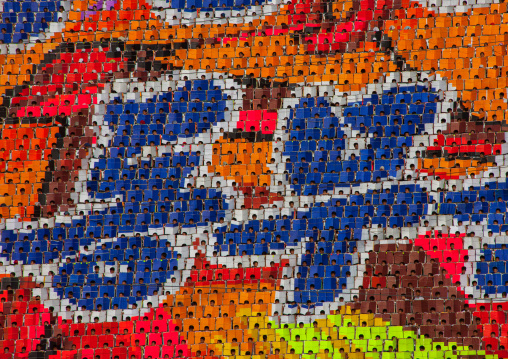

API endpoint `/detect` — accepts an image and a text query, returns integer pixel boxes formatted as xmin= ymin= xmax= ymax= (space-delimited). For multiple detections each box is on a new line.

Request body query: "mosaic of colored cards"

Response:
xmin=0 ymin=0 xmax=508 ymax=358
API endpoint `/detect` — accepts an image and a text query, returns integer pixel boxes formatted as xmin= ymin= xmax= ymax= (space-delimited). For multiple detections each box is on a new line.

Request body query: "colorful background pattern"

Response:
xmin=1 ymin=0 xmax=508 ymax=359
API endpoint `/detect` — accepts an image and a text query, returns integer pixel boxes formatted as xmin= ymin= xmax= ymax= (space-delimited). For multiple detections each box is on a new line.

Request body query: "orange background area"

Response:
xmin=209 ymin=140 xmax=274 ymax=186
xmin=1 ymin=0 xmax=508 ymax=117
